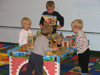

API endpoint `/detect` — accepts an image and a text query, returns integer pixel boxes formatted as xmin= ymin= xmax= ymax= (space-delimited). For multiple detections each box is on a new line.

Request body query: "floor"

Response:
xmin=0 ymin=44 xmax=100 ymax=75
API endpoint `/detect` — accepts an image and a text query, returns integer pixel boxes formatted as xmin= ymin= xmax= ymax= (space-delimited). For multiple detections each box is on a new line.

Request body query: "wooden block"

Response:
xmin=26 ymin=43 xmax=34 ymax=49
xmin=25 ymin=54 xmax=30 ymax=56
xmin=27 ymin=34 xmax=33 ymax=44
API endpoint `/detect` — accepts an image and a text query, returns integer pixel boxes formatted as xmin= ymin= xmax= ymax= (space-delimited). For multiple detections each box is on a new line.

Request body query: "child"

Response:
xmin=71 ymin=19 xmax=90 ymax=75
xmin=25 ymin=25 xmax=58 ymax=75
xmin=18 ymin=17 xmax=32 ymax=46
xmin=39 ymin=1 xmax=64 ymax=34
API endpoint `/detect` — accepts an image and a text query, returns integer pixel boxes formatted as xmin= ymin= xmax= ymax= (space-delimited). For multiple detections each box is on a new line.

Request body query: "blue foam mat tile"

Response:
xmin=67 ymin=54 xmax=76 ymax=59
xmin=0 ymin=66 xmax=9 ymax=70
xmin=88 ymin=62 xmax=97 ymax=68
xmin=19 ymin=72 xmax=25 ymax=75
xmin=0 ymin=64 xmax=9 ymax=67
xmin=4 ymin=73 xmax=9 ymax=75
xmin=1 ymin=44 xmax=15 ymax=48
xmin=88 ymin=68 xmax=100 ymax=75
xmin=60 ymin=64 xmax=75 ymax=72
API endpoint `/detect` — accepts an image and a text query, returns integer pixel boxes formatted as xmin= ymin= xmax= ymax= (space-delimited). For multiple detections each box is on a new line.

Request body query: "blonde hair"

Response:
xmin=21 ymin=17 xmax=31 ymax=27
xmin=71 ymin=19 xmax=83 ymax=30
xmin=41 ymin=24 xmax=53 ymax=36
xmin=46 ymin=1 xmax=55 ymax=7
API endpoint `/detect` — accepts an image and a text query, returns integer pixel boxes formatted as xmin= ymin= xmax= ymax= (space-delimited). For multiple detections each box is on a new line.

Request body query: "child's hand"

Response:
xmin=52 ymin=47 xmax=59 ymax=51
xmin=40 ymin=25 xmax=42 ymax=29
xmin=33 ymin=35 xmax=36 ymax=37
xmin=71 ymin=46 xmax=76 ymax=48
xmin=57 ymin=25 xmax=61 ymax=29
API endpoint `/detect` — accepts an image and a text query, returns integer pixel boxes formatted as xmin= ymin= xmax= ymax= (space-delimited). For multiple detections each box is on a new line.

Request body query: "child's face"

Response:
xmin=71 ymin=24 xmax=78 ymax=33
xmin=23 ymin=21 xmax=31 ymax=31
xmin=46 ymin=7 xmax=55 ymax=14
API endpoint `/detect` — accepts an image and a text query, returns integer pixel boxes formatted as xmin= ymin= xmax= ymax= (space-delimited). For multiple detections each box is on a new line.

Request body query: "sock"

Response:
xmin=83 ymin=73 xmax=88 ymax=75
xmin=77 ymin=69 xmax=81 ymax=71
xmin=81 ymin=73 xmax=88 ymax=75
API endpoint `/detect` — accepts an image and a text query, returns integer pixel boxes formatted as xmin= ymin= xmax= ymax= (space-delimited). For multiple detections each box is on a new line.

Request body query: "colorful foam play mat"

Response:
xmin=0 ymin=44 xmax=100 ymax=75
xmin=0 ymin=55 xmax=100 ymax=75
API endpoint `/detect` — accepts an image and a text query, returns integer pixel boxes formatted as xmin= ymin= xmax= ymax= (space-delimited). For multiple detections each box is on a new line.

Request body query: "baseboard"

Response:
xmin=90 ymin=50 xmax=100 ymax=57
xmin=0 ymin=42 xmax=18 ymax=45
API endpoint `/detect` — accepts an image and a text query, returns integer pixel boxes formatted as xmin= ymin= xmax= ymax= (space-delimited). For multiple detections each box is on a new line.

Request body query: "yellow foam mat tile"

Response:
xmin=69 ymin=66 xmax=91 ymax=73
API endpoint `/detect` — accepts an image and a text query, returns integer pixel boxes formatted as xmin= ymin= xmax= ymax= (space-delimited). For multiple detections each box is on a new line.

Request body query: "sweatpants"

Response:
xmin=25 ymin=52 xmax=43 ymax=75
xmin=78 ymin=48 xmax=90 ymax=73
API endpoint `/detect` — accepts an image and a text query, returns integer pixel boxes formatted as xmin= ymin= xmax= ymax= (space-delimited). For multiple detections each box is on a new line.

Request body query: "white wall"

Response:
xmin=0 ymin=0 xmax=100 ymax=51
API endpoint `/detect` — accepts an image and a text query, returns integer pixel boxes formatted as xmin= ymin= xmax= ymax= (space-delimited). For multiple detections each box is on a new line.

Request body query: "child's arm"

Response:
xmin=18 ymin=32 xmax=24 ymax=46
xmin=44 ymin=40 xmax=58 ymax=52
xmin=76 ymin=34 xmax=85 ymax=49
xmin=71 ymin=45 xmax=76 ymax=48
xmin=56 ymin=12 xmax=64 ymax=29
xmin=33 ymin=35 xmax=36 ymax=37
xmin=71 ymin=33 xmax=84 ymax=49
xmin=39 ymin=14 xmax=44 ymax=29
xmin=40 ymin=25 xmax=43 ymax=29
xmin=52 ymin=47 xmax=59 ymax=51
xmin=57 ymin=25 xmax=61 ymax=29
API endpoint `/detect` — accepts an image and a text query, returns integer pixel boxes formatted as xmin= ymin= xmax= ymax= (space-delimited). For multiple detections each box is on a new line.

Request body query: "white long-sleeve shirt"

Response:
xmin=18 ymin=29 xmax=32 ymax=46
xmin=76 ymin=30 xmax=89 ymax=54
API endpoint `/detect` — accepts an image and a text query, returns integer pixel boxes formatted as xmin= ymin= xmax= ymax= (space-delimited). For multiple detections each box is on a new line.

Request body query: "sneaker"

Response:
xmin=81 ymin=73 xmax=84 ymax=75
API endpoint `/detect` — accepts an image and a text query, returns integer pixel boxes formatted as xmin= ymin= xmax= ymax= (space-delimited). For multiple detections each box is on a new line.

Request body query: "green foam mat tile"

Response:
xmin=93 ymin=63 xmax=100 ymax=69
xmin=60 ymin=71 xmax=67 ymax=75
xmin=0 ymin=69 xmax=9 ymax=75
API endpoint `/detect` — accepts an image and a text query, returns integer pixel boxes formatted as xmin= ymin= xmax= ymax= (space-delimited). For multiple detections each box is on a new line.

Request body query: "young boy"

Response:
xmin=25 ymin=25 xmax=58 ymax=75
xmin=18 ymin=17 xmax=32 ymax=46
xmin=71 ymin=19 xmax=90 ymax=75
xmin=39 ymin=1 xmax=64 ymax=34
